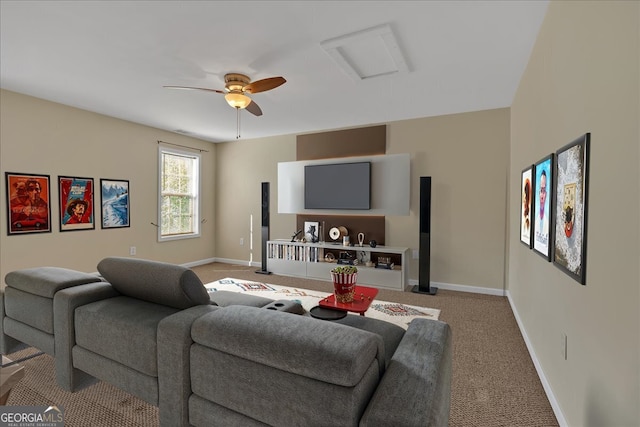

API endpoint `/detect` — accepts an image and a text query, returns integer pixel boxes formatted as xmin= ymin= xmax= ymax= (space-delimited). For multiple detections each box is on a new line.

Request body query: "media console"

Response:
xmin=266 ymin=240 xmax=409 ymax=291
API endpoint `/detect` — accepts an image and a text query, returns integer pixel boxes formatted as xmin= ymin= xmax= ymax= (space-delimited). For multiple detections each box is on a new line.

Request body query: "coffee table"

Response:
xmin=317 ymin=285 xmax=378 ymax=316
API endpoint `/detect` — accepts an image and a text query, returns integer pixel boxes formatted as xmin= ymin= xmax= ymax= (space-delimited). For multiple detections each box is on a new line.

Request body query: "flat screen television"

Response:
xmin=304 ymin=161 xmax=371 ymax=210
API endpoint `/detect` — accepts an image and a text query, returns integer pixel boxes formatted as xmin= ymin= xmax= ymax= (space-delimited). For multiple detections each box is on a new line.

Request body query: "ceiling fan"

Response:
xmin=164 ymin=73 xmax=286 ymax=117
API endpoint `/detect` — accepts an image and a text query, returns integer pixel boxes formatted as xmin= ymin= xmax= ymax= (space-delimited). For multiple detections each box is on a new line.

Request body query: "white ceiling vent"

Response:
xmin=321 ymin=24 xmax=409 ymax=81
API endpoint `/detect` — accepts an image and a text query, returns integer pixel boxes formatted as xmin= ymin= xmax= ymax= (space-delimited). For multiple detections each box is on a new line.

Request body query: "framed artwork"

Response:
xmin=553 ymin=133 xmax=590 ymax=285
xmin=5 ymin=172 xmax=52 ymax=235
xmin=532 ymin=154 xmax=554 ymax=260
xmin=520 ymin=165 xmax=533 ymax=248
xmin=100 ymin=179 xmax=130 ymax=229
xmin=59 ymin=176 xmax=95 ymax=231
xmin=304 ymin=221 xmax=320 ymax=243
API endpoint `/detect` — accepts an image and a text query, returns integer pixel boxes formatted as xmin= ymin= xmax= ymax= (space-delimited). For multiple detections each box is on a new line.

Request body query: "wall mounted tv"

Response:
xmin=304 ymin=161 xmax=371 ymax=210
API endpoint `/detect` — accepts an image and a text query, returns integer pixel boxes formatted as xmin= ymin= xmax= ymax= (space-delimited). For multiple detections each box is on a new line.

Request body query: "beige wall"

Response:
xmin=215 ymin=108 xmax=511 ymax=291
xmin=214 ymin=134 xmax=296 ymax=265
xmin=0 ymin=90 xmax=217 ymax=280
xmin=509 ymin=1 xmax=639 ymax=426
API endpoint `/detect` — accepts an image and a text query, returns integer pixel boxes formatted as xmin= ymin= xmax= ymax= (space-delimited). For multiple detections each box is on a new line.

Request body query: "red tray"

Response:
xmin=318 ymin=285 xmax=379 ymax=314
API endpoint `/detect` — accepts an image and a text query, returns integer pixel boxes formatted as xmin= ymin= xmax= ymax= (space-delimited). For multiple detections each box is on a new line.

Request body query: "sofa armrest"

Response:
xmin=0 ymin=287 xmax=27 ymax=354
xmin=360 ymin=318 xmax=452 ymax=427
xmin=157 ymin=305 xmax=218 ymax=427
xmin=53 ymin=282 xmax=120 ymax=391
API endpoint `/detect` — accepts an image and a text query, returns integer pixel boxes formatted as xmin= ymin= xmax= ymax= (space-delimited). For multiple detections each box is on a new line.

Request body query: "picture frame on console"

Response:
xmin=59 ymin=176 xmax=95 ymax=232
xmin=553 ymin=133 xmax=590 ymax=285
xmin=100 ymin=178 xmax=130 ymax=229
xmin=532 ymin=154 xmax=554 ymax=260
xmin=304 ymin=221 xmax=320 ymax=243
xmin=520 ymin=165 xmax=533 ymax=248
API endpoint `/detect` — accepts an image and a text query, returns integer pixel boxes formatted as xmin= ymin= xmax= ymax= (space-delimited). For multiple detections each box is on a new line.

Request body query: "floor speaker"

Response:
xmin=256 ymin=182 xmax=272 ymax=275
xmin=412 ymin=176 xmax=437 ymax=295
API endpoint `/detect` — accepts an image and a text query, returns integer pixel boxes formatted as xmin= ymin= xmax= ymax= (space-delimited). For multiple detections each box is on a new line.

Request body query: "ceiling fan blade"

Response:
xmin=244 ymin=77 xmax=286 ymax=94
xmin=163 ymin=85 xmax=224 ymax=94
xmin=245 ymin=100 xmax=263 ymax=116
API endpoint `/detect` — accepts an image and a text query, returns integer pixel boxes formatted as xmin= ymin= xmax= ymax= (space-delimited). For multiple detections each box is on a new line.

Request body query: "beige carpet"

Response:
xmin=4 ymin=262 xmax=559 ymax=426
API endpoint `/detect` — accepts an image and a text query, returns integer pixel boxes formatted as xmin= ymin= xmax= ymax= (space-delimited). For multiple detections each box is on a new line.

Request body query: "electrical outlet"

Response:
xmin=240 ymin=238 xmax=244 ymax=246
xmin=412 ymin=249 xmax=419 ymax=259
xmin=561 ymin=333 xmax=567 ymax=360
xmin=129 ymin=246 xmax=136 ymax=256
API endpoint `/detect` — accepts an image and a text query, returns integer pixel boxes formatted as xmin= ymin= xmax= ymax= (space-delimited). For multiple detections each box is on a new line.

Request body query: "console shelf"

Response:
xmin=267 ymin=240 xmax=409 ymax=291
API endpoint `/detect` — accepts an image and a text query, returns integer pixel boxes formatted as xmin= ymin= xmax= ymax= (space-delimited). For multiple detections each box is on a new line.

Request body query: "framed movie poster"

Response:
xmin=520 ymin=166 xmax=533 ymax=248
xmin=5 ymin=172 xmax=52 ymax=235
xmin=553 ymin=133 xmax=590 ymax=285
xmin=532 ymin=154 xmax=554 ymax=260
xmin=100 ymin=179 xmax=130 ymax=229
xmin=59 ymin=176 xmax=95 ymax=231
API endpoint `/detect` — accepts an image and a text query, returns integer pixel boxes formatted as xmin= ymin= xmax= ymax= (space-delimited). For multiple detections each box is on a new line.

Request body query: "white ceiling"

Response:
xmin=0 ymin=1 xmax=549 ymax=143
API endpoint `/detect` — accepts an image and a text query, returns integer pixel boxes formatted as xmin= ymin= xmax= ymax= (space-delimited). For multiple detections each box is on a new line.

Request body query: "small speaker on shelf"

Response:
xmin=256 ymin=182 xmax=272 ymax=275
xmin=412 ymin=176 xmax=437 ymax=295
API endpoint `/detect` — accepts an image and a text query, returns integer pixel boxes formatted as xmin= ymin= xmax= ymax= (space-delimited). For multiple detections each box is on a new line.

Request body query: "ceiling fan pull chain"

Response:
xmin=236 ymin=107 xmax=241 ymax=139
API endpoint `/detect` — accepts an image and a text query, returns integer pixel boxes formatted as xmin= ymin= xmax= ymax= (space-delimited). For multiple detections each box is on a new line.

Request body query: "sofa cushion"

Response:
xmin=5 ymin=267 xmax=101 ymax=298
xmin=191 ymin=305 xmax=384 ymax=387
xmin=97 ymin=257 xmax=209 ymax=309
xmin=190 ymin=305 xmax=384 ymax=426
xmin=74 ymin=296 xmax=180 ymax=377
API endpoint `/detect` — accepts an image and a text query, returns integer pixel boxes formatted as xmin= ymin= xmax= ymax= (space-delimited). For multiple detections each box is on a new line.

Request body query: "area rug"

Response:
xmin=205 ymin=278 xmax=440 ymax=329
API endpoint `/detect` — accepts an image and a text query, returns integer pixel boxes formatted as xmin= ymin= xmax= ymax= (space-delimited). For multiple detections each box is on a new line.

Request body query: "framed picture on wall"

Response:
xmin=520 ymin=165 xmax=534 ymax=248
xmin=100 ymin=179 xmax=130 ymax=229
xmin=553 ymin=133 xmax=590 ymax=285
xmin=532 ymin=154 xmax=554 ymax=260
xmin=59 ymin=176 xmax=95 ymax=231
xmin=5 ymin=172 xmax=52 ymax=235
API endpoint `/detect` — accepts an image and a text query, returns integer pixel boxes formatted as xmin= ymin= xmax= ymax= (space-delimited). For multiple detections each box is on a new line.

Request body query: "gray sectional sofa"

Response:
xmin=1 ymin=257 xmax=452 ymax=426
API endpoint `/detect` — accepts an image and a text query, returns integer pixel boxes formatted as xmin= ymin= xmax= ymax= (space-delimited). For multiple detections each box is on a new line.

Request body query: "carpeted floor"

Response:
xmin=5 ymin=262 xmax=559 ymax=426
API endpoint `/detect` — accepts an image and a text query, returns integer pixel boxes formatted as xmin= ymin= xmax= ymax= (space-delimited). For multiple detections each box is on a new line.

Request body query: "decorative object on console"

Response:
xmin=324 ymin=252 xmax=336 ymax=263
xmin=376 ymin=256 xmax=394 ymax=270
xmin=338 ymin=251 xmax=356 ymax=265
xmin=369 ymin=240 xmax=377 ymax=248
xmin=358 ymin=232 xmax=365 ymax=246
xmin=330 ymin=265 xmax=358 ymax=303
xmin=343 ymin=235 xmax=350 ymax=246
xmin=329 ymin=226 xmax=341 ymax=241
xmin=290 ymin=229 xmax=303 ymax=242
xmin=304 ymin=221 xmax=319 ymax=243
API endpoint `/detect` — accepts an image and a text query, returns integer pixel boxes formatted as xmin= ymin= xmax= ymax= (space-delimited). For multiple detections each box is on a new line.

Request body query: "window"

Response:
xmin=158 ymin=146 xmax=200 ymax=241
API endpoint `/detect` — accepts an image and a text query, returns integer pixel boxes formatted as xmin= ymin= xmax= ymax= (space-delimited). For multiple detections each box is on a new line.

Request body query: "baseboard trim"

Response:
xmin=408 ymin=280 xmax=506 ymax=296
xmin=506 ymin=291 xmax=567 ymax=427
xmin=184 ymin=257 xmax=259 ymax=268
xmin=181 ymin=258 xmax=217 ymax=268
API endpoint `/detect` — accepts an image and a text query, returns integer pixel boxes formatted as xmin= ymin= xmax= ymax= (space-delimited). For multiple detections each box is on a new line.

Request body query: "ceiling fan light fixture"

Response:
xmin=225 ymin=92 xmax=251 ymax=109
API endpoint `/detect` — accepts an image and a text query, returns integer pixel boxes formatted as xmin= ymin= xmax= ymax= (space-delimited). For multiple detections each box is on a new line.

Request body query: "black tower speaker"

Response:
xmin=255 ymin=182 xmax=272 ymax=275
xmin=412 ymin=176 xmax=437 ymax=295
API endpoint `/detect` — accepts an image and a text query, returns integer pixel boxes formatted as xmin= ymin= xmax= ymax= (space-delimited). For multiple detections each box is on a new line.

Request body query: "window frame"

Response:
xmin=157 ymin=145 xmax=201 ymax=242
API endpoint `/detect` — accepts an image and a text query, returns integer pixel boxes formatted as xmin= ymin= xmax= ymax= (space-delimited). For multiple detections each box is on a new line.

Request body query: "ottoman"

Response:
xmin=1 ymin=267 xmax=102 ymax=355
